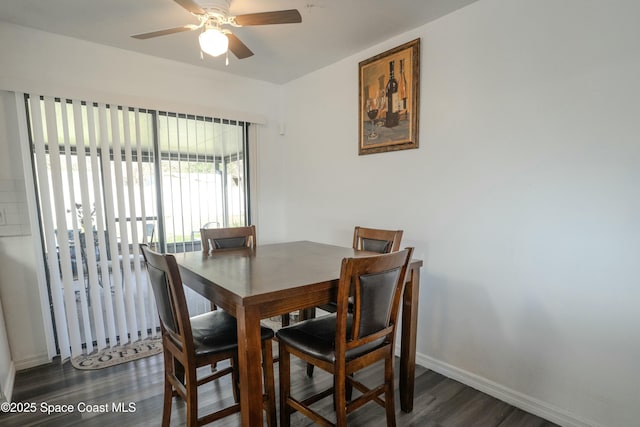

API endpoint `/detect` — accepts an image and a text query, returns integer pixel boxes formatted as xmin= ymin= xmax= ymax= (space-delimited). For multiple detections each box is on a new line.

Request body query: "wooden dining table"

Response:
xmin=175 ymin=240 xmax=422 ymax=426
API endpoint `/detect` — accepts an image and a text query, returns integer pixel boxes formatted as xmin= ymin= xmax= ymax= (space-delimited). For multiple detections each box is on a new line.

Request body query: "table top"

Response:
xmin=175 ymin=240 xmax=355 ymax=299
xmin=176 ymin=240 xmax=422 ymax=308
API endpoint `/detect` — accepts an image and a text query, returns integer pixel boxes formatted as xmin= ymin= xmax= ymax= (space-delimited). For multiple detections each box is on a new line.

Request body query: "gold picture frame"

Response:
xmin=358 ymin=38 xmax=420 ymax=155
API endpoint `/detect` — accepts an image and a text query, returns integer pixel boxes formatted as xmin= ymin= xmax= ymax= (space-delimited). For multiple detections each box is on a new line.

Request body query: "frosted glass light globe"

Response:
xmin=199 ymin=29 xmax=229 ymax=57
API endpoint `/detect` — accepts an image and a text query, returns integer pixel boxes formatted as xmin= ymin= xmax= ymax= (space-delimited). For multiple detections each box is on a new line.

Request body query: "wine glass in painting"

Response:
xmin=378 ymin=90 xmax=386 ymax=126
xmin=366 ymin=98 xmax=379 ymax=139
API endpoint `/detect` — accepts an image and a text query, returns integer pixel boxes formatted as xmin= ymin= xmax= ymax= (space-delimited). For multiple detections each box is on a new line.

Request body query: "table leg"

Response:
xmin=236 ymin=305 xmax=265 ymax=426
xmin=400 ymin=264 xmax=420 ymax=412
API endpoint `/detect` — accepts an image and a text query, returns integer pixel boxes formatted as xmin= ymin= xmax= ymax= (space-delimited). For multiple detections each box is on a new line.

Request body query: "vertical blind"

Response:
xmin=27 ymin=95 xmax=158 ymax=359
xmin=157 ymin=112 xmax=249 ymax=254
xmin=156 ymin=112 xmax=249 ymax=315
xmin=24 ymin=93 xmax=250 ymax=360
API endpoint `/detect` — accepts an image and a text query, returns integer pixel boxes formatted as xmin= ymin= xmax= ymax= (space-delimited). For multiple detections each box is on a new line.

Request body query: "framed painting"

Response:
xmin=358 ymin=38 xmax=420 ymax=155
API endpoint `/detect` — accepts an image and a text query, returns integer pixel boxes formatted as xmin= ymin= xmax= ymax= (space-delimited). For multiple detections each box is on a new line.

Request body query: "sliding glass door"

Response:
xmin=157 ymin=112 xmax=249 ymax=253
xmin=25 ymin=95 xmax=250 ymax=358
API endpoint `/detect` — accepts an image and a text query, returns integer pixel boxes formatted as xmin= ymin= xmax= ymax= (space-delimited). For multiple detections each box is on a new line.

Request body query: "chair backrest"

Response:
xmin=140 ymin=244 xmax=194 ymax=354
xmin=200 ymin=225 xmax=256 ymax=254
xmin=352 ymin=226 xmax=403 ymax=254
xmin=335 ymin=248 xmax=413 ymax=354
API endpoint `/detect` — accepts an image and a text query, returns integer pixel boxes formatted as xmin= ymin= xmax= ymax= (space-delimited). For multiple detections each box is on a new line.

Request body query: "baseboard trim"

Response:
xmin=415 ymin=352 xmax=600 ymax=427
xmin=1 ymin=361 xmax=15 ymax=402
xmin=13 ymin=353 xmax=50 ymax=371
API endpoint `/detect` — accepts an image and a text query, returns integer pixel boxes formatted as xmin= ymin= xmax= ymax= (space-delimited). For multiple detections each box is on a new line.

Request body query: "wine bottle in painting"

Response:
xmin=385 ymin=60 xmax=399 ymax=128
xmin=399 ymin=59 xmax=408 ymax=113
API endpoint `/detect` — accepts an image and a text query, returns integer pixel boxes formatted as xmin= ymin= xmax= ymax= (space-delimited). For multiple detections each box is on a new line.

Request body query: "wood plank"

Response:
xmin=4 ymin=354 xmax=558 ymax=426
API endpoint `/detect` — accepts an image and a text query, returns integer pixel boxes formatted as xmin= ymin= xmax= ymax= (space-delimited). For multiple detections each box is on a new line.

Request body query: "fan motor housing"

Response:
xmin=198 ymin=0 xmax=230 ymax=17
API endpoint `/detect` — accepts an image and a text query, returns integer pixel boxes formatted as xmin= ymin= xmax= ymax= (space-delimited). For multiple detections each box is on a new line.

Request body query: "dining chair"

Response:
xmin=314 ymin=227 xmax=403 ymax=313
xmin=200 ymin=225 xmax=256 ymax=312
xmin=314 ymin=226 xmax=403 ymax=315
xmin=140 ymin=244 xmax=277 ymax=427
xmin=303 ymin=226 xmax=404 ymax=376
xmin=352 ymin=226 xmax=403 ymax=253
xmin=189 ymin=221 xmax=219 ymax=246
xmin=276 ymin=247 xmax=414 ymax=427
xmin=200 ymin=224 xmax=256 ymax=254
xmin=200 ymin=225 xmax=292 ymax=326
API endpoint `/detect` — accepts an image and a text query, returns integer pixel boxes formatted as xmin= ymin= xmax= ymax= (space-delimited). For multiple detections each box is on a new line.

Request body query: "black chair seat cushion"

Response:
xmin=190 ymin=310 xmax=274 ymax=356
xmin=276 ymin=314 xmax=385 ymax=363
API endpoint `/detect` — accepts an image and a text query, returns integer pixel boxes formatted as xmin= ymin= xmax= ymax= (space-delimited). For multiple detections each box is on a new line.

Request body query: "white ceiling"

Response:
xmin=0 ymin=0 xmax=478 ymax=84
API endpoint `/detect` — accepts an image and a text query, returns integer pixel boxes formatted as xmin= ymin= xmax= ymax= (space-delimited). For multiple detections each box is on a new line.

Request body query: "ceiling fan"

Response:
xmin=131 ymin=0 xmax=302 ymax=61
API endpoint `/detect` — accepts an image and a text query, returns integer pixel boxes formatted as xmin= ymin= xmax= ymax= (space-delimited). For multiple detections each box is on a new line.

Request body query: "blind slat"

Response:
xmin=30 ymin=97 xmax=73 ymax=360
xmin=44 ymin=96 xmax=84 ymax=357
xmin=61 ymin=99 xmax=94 ymax=353
xmin=87 ymin=102 xmax=119 ymax=346
xmin=72 ymin=99 xmax=107 ymax=350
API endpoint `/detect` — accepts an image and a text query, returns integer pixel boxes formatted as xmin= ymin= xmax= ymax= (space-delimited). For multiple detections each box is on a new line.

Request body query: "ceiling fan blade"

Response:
xmin=234 ymin=9 xmax=302 ymax=26
xmin=227 ymin=33 xmax=254 ymax=59
xmin=131 ymin=25 xmax=198 ymax=39
xmin=173 ymin=0 xmax=206 ymax=15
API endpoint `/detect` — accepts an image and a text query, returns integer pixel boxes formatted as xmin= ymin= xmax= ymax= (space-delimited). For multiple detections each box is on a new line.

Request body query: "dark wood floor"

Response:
xmin=1 ymin=352 xmax=558 ymax=426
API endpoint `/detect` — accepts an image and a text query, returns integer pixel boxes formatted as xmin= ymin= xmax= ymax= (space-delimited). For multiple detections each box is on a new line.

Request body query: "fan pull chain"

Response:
xmin=225 ymin=50 xmax=229 ymax=66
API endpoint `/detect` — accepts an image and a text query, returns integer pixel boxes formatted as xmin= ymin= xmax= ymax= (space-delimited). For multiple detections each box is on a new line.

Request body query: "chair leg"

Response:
xmin=162 ymin=377 xmax=173 ymax=427
xmin=185 ymin=370 xmax=198 ymax=427
xmin=209 ymin=303 xmax=218 ymax=372
xmin=304 ymin=307 xmax=317 ymax=377
xmin=384 ymin=355 xmax=397 ymax=427
xmin=299 ymin=307 xmax=316 ymax=321
xmin=335 ymin=372 xmax=348 ymax=427
xmin=332 ymin=373 xmax=354 ymax=411
xmin=346 ymin=373 xmax=354 ymax=401
xmin=281 ymin=313 xmax=290 ymax=326
xmin=278 ymin=341 xmax=291 ymax=427
xmin=262 ymin=339 xmax=277 ymax=427
xmin=231 ymin=355 xmax=240 ymax=404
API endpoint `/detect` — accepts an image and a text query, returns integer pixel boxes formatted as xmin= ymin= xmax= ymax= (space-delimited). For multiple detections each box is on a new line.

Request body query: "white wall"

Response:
xmin=278 ymin=1 xmax=640 ymax=426
xmin=0 ymin=297 xmax=14 ymax=402
xmin=0 ymin=92 xmax=21 ymax=391
xmin=0 ymin=21 xmax=284 ymax=367
xmin=0 ymin=90 xmax=49 ymax=373
xmin=1 ymin=1 xmax=639 ymax=425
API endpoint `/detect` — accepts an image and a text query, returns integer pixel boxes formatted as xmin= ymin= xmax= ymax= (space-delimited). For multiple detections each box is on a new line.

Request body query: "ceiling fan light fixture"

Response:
xmin=199 ymin=28 xmax=229 ymax=57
